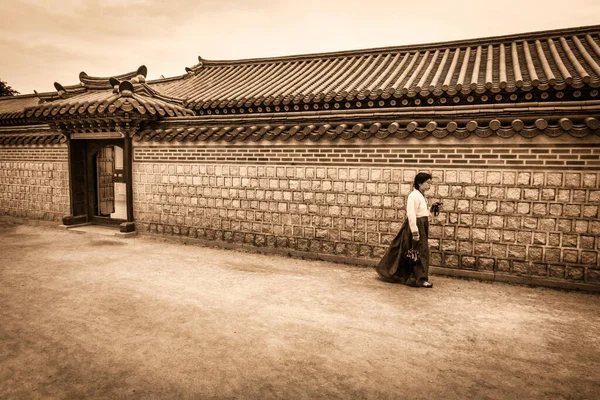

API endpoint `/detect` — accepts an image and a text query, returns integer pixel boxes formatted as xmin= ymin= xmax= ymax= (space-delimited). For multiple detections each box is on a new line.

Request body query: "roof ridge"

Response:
xmin=79 ymin=65 xmax=147 ymax=89
xmin=147 ymin=75 xmax=188 ymax=85
xmin=0 ymin=93 xmax=40 ymax=101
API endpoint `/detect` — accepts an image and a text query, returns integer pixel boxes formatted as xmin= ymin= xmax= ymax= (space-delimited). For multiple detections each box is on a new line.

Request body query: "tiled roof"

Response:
xmin=0 ymin=124 xmax=66 ymax=145
xmin=25 ymin=76 xmax=194 ymax=121
xmin=0 ymin=95 xmax=42 ymax=125
xmin=2 ymin=25 xmax=600 ymax=127
xmin=0 ymin=67 xmax=154 ymax=125
xmin=155 ymin=25 xmax=600 ymax=111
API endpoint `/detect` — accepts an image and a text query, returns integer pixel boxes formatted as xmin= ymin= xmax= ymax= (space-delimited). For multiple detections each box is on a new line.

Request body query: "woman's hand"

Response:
xmin=412 ymin=231 xmax=420 ymax=242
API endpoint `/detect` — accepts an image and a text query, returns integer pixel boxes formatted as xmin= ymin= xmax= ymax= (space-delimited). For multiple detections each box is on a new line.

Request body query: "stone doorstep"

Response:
xmin=58 ymin=222 xmax=91 ymax=230
xmin=60 ymin=223 xmax=138 ymax=238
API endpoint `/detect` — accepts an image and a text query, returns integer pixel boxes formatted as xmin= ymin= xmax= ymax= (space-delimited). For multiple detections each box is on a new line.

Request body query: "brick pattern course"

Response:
xmin=134 ymin=145 xmax=600 ymax=168
xmin=133 ymin=161 xmax=600 ymax=284
xmin=0 ymin=147 xmax=68 ymax=161
xmin=0 ymin=147 xmax=70 ymax=221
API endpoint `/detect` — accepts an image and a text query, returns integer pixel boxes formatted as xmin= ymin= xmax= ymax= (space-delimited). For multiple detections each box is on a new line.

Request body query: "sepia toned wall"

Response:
xmin=132 ymin=136 xmax=600 ymax=286
xmin=1 ymin=132 xmax=599 ymax=287
xmin=0 ymin=146 xmax=70 ymax=222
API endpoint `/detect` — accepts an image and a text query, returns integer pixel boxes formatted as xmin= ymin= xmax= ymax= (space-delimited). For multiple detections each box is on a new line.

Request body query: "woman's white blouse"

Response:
xmin=406 ymin=189 xmax=429 ymax=234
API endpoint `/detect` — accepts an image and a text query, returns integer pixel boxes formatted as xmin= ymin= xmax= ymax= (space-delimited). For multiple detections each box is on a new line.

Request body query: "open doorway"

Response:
xmin=90 ymin=144 xmax=127 ymax=225
xmin=94 ymin=145 xmax=127 ymax=220
xmin=111 ymin=146 xmax=127 ymax=220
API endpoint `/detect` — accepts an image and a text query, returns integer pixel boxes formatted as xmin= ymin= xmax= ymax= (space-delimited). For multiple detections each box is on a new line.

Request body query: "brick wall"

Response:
xmin=133 ymin=140 xmax=600 ymax=285
xmin=2 ymin=137 xmax=597 ymax=286
xmin=0 ymin=146 xmax=70 ymax=222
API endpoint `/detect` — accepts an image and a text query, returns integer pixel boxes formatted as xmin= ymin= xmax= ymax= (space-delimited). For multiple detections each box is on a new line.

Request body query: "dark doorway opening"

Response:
xmin=66 ymin=137 xmax=134 ymax=232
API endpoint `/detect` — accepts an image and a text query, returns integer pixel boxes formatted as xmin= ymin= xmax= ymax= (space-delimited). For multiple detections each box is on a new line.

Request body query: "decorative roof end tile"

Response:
xmin=118 ymin=81 xmax=135 ymax=97
xmin=53 ymin=82 xmax=67 ymax=98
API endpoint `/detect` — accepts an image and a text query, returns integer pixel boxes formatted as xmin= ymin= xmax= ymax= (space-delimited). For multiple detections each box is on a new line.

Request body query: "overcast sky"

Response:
xmin=2 ymin=0 xmax=599 ymax=94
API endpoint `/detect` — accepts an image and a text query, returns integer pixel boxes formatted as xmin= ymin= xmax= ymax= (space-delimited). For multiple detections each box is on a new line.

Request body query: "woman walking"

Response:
xmin=376 ymin=172 xmax=438 ymax=288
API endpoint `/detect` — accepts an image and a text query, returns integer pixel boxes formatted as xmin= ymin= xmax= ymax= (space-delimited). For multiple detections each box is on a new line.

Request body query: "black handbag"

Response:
xmin=430 ymin=201 xmax=442 ymax=216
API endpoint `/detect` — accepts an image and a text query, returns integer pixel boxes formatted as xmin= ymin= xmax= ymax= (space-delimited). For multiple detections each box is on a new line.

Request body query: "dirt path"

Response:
xmin=1 ymin=223 xmax=599 ymax=399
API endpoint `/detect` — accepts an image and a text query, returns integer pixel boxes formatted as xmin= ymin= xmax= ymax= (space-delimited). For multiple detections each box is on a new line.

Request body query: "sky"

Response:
xmin=1 ymin=0 xmax=599 ymax=95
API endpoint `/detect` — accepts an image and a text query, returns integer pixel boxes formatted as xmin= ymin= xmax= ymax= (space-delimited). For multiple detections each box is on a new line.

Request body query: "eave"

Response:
xmin=133 ymin=101 xmax=600 ymax=143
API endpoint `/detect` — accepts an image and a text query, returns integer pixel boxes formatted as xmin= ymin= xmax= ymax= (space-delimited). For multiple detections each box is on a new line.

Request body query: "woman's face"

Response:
xmin=419 ymin=179 xmax=432 ymax=192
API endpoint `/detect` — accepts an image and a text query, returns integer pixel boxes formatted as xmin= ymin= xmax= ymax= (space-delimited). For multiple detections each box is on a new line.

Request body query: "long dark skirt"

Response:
xmin=376 ymin=216 xmax=430 ymax=285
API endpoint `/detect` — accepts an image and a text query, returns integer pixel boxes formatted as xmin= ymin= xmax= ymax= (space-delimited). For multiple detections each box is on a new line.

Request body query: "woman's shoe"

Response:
xmin=421 ymin=281 xmax=433 ymax=288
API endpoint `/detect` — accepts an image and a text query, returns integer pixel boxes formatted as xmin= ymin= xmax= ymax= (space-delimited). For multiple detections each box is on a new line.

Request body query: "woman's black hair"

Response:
xmin=414 ymin=172 xmax=433 ymax=189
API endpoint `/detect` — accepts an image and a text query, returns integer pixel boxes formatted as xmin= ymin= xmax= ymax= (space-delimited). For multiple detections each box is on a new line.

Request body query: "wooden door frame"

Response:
xmin=65 ymin=135 xmax=135 ymax=232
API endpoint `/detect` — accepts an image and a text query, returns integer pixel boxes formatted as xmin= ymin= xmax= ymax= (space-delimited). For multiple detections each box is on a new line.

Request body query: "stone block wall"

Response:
xmin=0 ymin=146 xmax=70 ymax=222
xmin=133 ymin=140 xmax=600 ymax=285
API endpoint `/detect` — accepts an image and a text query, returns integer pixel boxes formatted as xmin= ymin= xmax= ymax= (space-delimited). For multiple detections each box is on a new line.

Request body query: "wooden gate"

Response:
xmin=96 ymin=146 xmax=115 ymax=216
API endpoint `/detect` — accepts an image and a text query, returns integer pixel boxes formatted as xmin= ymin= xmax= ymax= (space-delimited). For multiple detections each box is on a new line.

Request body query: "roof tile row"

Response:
xmin=133 ymin=117 xmax=599 ymax=143
xmin=0 ymin=133 xmax=65 ymax=145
